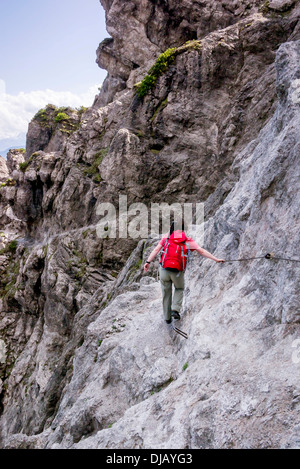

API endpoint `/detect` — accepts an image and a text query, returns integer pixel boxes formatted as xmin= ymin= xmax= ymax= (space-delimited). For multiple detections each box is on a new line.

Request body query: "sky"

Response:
xmin=0 ymin=0 xmax=109 ymax=149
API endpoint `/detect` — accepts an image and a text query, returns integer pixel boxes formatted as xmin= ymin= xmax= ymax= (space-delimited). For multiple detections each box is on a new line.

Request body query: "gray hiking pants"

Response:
xmin=159 ymin=266 xmax=185 ymax=321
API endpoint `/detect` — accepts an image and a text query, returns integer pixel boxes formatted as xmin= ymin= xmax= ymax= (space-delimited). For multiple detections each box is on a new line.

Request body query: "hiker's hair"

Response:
xmin=170 ymin=220 xmax=185 ymax=235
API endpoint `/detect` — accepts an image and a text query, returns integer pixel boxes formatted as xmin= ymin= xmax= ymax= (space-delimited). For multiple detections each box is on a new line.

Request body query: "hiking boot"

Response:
xmin=165 ymin=318 xmax=172 ymax=324
xmin=171 ymin=311 xmax=181 ymax=320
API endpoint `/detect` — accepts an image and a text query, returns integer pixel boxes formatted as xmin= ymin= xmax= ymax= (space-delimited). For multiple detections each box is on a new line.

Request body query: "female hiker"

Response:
xmin=143 ymin=222 xmax=225 ymax=324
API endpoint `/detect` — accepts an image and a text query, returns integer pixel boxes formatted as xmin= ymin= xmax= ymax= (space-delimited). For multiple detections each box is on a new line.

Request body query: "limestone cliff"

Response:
xmin=0 ymin=0 xmax=299 ymax=449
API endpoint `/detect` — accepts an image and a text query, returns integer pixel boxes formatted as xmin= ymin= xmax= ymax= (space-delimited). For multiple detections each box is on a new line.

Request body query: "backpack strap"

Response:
xmin=181 ymin=241 xmax=189 ymax=272
xmin=161 ymin=237 xmax=170 ymax=267
xmin=160 ymin=234 xmax=170 ymax=266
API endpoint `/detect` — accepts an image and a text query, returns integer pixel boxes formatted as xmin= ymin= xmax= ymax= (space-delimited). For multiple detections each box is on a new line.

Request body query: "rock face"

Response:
xmin=0 ymin=157 xmax=9 ymax=183
xmin=0 ymin=0 xmax=299 ymax=449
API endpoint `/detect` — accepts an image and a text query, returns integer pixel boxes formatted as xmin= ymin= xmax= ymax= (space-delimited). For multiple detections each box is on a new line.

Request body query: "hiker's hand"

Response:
xmin=216 ymin=258 xmax=225 ymax=263
xmin=144 ymin=263 xmax=150 ymax=273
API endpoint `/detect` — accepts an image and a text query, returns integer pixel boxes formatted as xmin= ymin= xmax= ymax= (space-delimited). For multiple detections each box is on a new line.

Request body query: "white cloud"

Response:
xmin=0 ymin=81 xmax=101 ymax=140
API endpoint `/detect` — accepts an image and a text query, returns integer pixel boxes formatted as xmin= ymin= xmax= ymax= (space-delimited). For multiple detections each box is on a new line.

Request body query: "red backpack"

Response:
xmin=160 ymin=230 xmax=189 ymax=271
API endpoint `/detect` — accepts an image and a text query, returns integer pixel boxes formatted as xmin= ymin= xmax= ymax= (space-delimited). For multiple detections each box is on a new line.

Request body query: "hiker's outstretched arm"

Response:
xmin=143 ymin=243 xmax=162 ymax=272
xmin=189 ymin=241 xmax=225 ymax=262
xmin=194 ymin=244 xmax=224 ymax=263
xmin=147 ymin=243 xmax=162 ymax=262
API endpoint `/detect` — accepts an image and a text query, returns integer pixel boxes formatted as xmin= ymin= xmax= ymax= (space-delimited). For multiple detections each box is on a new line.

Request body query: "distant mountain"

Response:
xmin=0 ymin=133 xmax=26 ymax=158
xmin=0 ymin=146 xmax=26 ymax=159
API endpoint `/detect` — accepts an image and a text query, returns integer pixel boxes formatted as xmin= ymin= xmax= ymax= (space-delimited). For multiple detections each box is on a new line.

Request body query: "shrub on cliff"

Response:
xmin=136 ymin=47 xmax=177 ymax=98
xmin=55 ymin=112 xmax=71 ymax=123
xmin=136 ymin=40 xmax=202 ymax=98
